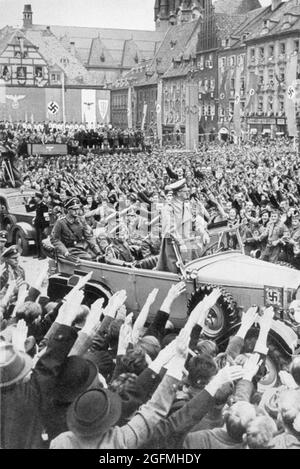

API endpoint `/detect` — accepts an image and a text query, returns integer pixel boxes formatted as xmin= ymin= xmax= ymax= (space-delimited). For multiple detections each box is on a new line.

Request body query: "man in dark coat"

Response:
xmin=25 ymin=192 xmax=50 ymax=259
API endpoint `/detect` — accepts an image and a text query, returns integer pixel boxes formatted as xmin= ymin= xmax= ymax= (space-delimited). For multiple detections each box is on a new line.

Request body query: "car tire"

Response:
xmin=15 ymin=230 xmax=30 ymax=256
xmin=188 ymin=284 xmax=239 ymax=340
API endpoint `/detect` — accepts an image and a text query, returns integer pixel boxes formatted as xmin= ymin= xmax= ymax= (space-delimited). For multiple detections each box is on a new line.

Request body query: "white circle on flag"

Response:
xmin=220 ymin=93 xmax=225 ymax=100
xmin=156 ymin=104 xmax=161 ymax=114
xmin=47 ymin=101 xmax=59 ymax=115
xmin=288 ymin=86 xmax=295 ymax=100
xmin=249 ymin=89 xmax=255 ymax=96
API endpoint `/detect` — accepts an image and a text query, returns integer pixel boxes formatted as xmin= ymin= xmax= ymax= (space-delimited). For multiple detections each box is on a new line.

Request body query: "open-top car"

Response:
xmin=0 ymin=188 xmax=36 ymax=255
xmin=47 ymin=225 xmax=300 ymax=390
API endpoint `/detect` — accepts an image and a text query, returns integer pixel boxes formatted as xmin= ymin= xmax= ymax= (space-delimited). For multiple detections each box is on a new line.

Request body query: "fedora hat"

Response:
xmin=67 ymin=388 xmax=122 ymax=438
xmin=54 ymin=356 xmax=98 ymax=403
xmin=0 ymin=342 xmax=33 ymax=388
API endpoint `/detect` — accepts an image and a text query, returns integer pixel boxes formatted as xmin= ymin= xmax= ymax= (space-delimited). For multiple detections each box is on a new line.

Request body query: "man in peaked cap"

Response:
xmin=156 ymin=178 xmax=194 ymax=270
xmin=50 ymin=197 xmax=101 ymax=261
xmin=0 ymin=245 xmax=25 ymax=291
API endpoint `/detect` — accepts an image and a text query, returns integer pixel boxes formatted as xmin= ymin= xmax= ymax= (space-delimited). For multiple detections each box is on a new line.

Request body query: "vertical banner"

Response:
xmin=286 ymin=54 xmax=298 ymax=137
xmin=245 ymin=70 xmax=258 ymax=111
xmin=81 ymin=89 xmax=96 ymax=127
xmin=0 ymin=79 xmax=6 ymax=104
xmin=96 ymin=89 xmax=110 ymax=124
xmin=157 ymin=80 xmax=163 ymax=145
xmin=61 ymin=72 xmax=66 ymax=126
xmin=185 ymin=81 xmax=199 ymax=150
xmin=127 ymin=86 xmax=133 ymax=129
xmin=234 ymin=61 xmax=242 ymax=137
xmin=141 ymin=103 xmax=147 ymax=131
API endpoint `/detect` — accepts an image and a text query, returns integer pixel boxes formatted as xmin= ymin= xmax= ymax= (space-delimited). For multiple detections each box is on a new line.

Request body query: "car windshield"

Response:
xmin=8 ymin=193 xmax=34 ymax=213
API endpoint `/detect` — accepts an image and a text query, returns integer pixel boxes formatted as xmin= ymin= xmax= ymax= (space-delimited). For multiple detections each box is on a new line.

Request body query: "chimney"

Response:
xmin=70 ymin=41 xmax=76 ymax=56
xmin=271 ymin=0 xmax=281 ymax=11
xmin=23 ymin=4 xmax=33 ymax=29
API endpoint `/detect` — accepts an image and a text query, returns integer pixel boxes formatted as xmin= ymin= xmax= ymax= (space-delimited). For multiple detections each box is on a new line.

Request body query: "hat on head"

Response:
xmin=0 ymin=230 xmax=7 ymax=240
xmin=64 ymin=197 xmax=81 ymax=211
xmin=54 ymin=356 xmax=98 ymax=403
xmin=0 ymin=342 xmax=33 ymax=388
xmin=67 ymin=388 xmax=122 ymax=438
xmin=1 ymin=245 xmax=19 ymax=261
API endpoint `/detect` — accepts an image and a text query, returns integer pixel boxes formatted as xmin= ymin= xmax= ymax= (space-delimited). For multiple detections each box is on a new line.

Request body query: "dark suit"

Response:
xmin=26 ymin=199 xmax=50 ymax=257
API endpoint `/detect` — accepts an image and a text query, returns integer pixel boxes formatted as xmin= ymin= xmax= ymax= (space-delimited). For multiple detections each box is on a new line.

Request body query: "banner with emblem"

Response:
xmin=219 ymin=66 xmax=230 ymax=120
xmin=96 ymin=89 xmax=110 ymax=124
xmin=157 ymin=80 xmax=163 ymax=144
xmin=81 ymin=89 xmax=96 ymax=127
xmin=127 ymin=86 xmax=133 ymax=129
xmin=233 ymin=60 xmax=242 ymax=137
xmin=245 ymin=70 xmax=258 ymax=111
xmin=286 ymin=53 xmax=298 ymax=137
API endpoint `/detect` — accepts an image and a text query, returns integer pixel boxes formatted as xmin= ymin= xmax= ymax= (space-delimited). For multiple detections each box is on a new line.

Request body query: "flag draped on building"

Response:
xmin=141 ymin=103 xmax=147 ymax=131
xmin=285 ymin=53 xmax=298 ymax=137
xmin=156 ymin=80 xmax=163 ymax=144
xmin=245 ymin=70 xmax=258 ymax=111
xmin=219 ymin=67 xmax=229 ymax=119
xmin=233 ymin=60 xmax=243 ymax=137
xmin=81 ymin=89 xmax=96 ymax=127
xmin=127 ymin=86 xmax=133 ymax=129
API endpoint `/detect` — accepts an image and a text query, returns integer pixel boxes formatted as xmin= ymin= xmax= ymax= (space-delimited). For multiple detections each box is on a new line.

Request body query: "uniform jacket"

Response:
xmin=50 ymin=215 xmax=99 ymax=256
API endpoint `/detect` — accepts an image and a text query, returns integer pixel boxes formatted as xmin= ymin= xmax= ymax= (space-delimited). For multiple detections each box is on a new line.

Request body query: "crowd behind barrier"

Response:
xmin=1 ymin=122 xmax=300 ymax=450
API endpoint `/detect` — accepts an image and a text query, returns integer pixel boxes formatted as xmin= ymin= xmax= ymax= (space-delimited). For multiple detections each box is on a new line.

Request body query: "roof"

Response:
xmin=33 ymin=24 xmax=164 ymax=68
xmin=245 ymin=0 xmax=300 ymax=41
xmin=213 ymin=0 xmax=262 ymax=15
xmin=24 ymin=28 xmax=94 ymax=85
xmin=215 ymin=13 xmax=248 ymax=40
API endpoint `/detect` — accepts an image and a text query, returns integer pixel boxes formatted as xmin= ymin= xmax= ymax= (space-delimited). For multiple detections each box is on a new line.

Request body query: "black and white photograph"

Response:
xmin=0 ymin=0 xmax=300 ymax=452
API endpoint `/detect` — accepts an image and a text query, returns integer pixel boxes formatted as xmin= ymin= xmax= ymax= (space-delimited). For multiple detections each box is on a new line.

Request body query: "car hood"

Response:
xmin=186 ymin=252 xmax=300 ymax=290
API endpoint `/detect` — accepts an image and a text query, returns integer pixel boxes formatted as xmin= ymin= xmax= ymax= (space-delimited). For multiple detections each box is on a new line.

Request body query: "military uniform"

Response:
xmin=50 ymin=198 xmax=101 ymax=260
xmin=0 ymin=245 xmax=25 ymax=292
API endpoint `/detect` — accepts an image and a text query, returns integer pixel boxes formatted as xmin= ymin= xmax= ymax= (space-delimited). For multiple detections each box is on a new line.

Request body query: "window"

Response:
xmin=230 ymin=56 xmax=235 ymax=67
xmin=250 ymin=48 xmax=255 ymax=61
xmin=240 ymin=77 xmax=245 ymax=95
xmin=51 ymin=73 xmax=61 ymax=83
xmin=258 ymin=96 xmax=263 ymax=112
xmin=230 ymin=78 xmax=235 ymax=89
xmin=268 ymin=95 xmax=273 ymax=112
xmin=210 ymin=79 xmax=215 ymax=90
xmin=221 ymin=57 xmax=226 ymax=69
xmin=295 ymin=40 xmax=299 ymax=53
xmin=279 ymin=96 xmax=285 ymax=113
xmin=258 ymin=74 xmax=264 ymax=85
xmin=207 ymin=105 xmax=211 ymax=116
xmin=268 ymin=45 xmax=274 ymax=58
xmin=229 ymin=102 xmax=234 ymax=114
xmin=280 ymin=42 xmax=286 ymax=55
xmin=279 ymin=69 xmax=285 ymax=82
xmin=259 ymin=47 xmax=264 ymax=59
xmin=16 ymin=66 xmax=26 ymax=83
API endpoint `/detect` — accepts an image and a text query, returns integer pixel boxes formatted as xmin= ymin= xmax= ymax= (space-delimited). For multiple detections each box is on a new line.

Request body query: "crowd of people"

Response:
xmin=1 ymin=248 xmax=300 ymax=449
xmin=1 ymin=123 xmax=300 ymax=449
xmin=1 ymin=127 xmax=300 ymax=269
xmin=0 ymin=121 xmax=145 ymax=153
